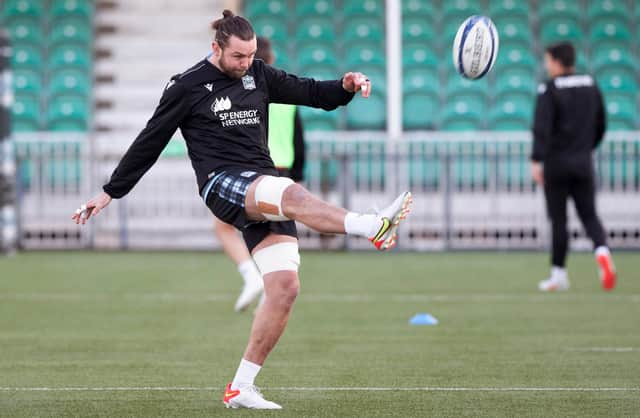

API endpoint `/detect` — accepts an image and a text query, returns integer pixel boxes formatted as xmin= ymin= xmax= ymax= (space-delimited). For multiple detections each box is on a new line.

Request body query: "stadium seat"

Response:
xmin=587 ymin=0 xmax=628 ymax=21
xmin=48 ymin=69 xmax=91 ymax=98
xmin=46 ymin=95 xmax=89 ymax=131
xmin=11 ymin=94 xmax=40 ymax=131
xmin=489 ymin=96 xmax=532 ymax=131
xmin=296 ymin=17 xmax=336 ymax=43
xmin=360 ymin=66 xmax=386 ymax=93
xmin=344 ymin=43 xmax=385 ymax=67
xmin=47 ymin=44 xmax=92 ymax=70
xmin=604 ymin=93 xmax=636 ymax=130
xmin=11 ymin=44 xmax=43 ymax=68
xmin=343 ymin=0 xmax=383 ymax=17
xmin=49 ymin=0 xmax=93 ymax=20
xmin=538 ymin=0 xmax=582 ymax=20
xmin=445 ymin=75 xmax=489 ymax=103
xmin=344 ymin=17 xmax=383 ymax=43
xmin=495 ymin=68 xmax=536 ymax=100
xmin=403 ymin=68 xmax=439 ymax=97
xmin=441 ymin=97 xmax=485 ymax=131
xmin=251 ymin=17 xmax=288 ymax=43
xmin=597 ymin=69 xmax=638 ymax=94
xmin=591 ymin=45 xmax=636 ymax=73
xmin=489 ymin=0 xmax=530 ymax=19
xmin=12 ymin=69 xmax=42 ymax=95
xmin=2 ymin=0 xmax=44 ymax=19
xmin=494 ymin=16 xmax=532 ymax=44
xmin=295 ymin=0 xmax=334 ymax=18
xmin=493 ymin=42 xmax=536 ymax=72
xmin=6 ymin=18 xmax=43 ymax=45
xmin=245 ymin=0 xmax=287 ymax=18
xmin=403 ymin=93 xmax=439 ymax=130
xmin=301 ymin=66 xmax=339 ymax=81
xmin=402 ymin=16 xmax=436 ymax=43
xmin=442 ymin=0 xmax=482 ymax=21
xmin=345 ymin=92 xmax=385 ymax=129
xmin=299 ymin=105 xmax=339 ymax=131
xmin=402 ymin=0 xmax=435 ymax=18
xmin=296 ymin=43 xmax=338 ymax=71
xmin=402 ymin=43 xmax=438 ymax=69
xmin=589 ymin=20 xmax=631 ymax=44
xmin=540 ymin=18 xmax=583 ymax=43
xmin=49 ymin=18 xmax=92 ymax=46
xmin=271 ymin=43 xmax=291 ymax=70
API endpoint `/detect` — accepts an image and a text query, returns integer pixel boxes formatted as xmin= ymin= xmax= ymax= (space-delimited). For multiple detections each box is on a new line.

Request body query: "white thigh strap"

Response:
xmin=254 ymin=175 xmax=294 ymax=221
xmin=252 ymin=242 xmax=300 ymax=275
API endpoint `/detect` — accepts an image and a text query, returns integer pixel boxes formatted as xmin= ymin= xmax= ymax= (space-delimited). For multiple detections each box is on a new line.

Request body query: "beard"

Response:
xmin=219 ymin=55 xmax=248 ymax=80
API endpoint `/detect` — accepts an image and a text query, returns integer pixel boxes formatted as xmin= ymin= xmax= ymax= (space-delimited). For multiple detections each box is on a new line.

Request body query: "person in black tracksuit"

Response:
xmin=71 ymin=10 xmax=412 ymax=410
xmin=531 ymin=42 xmax=616 ymax=292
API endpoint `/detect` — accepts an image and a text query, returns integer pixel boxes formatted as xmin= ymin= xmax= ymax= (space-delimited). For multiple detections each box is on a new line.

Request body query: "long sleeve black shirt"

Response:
xmin=103 ymin=58 xmax=354 ymax=198
xmin=531 ymin=73 xmax=606 ymax=163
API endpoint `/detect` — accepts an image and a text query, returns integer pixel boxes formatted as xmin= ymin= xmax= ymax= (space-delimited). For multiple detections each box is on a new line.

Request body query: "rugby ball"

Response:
xmin=452 ymin=15 xmax=499 ymax=80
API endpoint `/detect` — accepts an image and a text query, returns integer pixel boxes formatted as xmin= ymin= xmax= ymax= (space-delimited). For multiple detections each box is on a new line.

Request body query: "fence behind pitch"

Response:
xmin=14 ymin=132 xmax=640 ymax=250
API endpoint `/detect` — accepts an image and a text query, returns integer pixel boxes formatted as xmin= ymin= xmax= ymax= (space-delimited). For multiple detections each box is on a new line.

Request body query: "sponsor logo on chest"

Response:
xmin=211 ymin=96 xmax=260 ymax=128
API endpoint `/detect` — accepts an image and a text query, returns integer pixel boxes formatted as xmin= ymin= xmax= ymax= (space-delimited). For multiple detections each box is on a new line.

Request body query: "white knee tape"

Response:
xmin=253 ymin=242 xmax=300 ymax=275
xmin=254 ymin=175 xmax=294 ymax=221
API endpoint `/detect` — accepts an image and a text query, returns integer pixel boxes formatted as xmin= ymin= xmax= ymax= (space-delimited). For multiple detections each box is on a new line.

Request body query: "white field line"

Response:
xmin=0 ymin=293 xmax=638 ymax=303
xmin=564 ymin=347 xmax=636 ymax=353
xmin=0 ymin=386 xmax=638 ymax=392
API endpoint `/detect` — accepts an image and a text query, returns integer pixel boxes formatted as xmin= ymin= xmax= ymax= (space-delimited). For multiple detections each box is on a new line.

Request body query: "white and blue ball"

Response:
xmin=452 ymin=15 xmax=499 ymax=80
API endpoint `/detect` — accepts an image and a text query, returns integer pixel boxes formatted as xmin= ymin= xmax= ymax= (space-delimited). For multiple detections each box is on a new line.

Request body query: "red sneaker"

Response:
xmin=596 ymin=253 xmax=616 ymax=291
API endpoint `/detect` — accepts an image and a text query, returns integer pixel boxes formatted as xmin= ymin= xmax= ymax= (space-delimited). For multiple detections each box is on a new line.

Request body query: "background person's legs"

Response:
xmin=545 ymin=174 xmax=570 ymax=269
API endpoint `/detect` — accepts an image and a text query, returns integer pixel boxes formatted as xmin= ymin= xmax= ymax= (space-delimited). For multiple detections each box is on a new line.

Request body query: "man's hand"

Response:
xmin=342 ymin=72 xmax=371 ymax=98
xmin=72 ymin=191 xmax=112 ymax=225
xmin=531 ymin=161 xmax=544 ymax=186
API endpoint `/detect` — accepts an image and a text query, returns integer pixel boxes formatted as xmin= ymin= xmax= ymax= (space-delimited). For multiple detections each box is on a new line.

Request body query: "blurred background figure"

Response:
xmin=531 ymin=42 xmax=616 ymax=292
xmin=214 ymin=36 xmax=306 ymax=312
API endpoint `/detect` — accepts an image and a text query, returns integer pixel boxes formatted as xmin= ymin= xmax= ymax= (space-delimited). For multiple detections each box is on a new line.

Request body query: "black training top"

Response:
xmin=103 ymin=58 xmax=354 ymax=198
xmin=531 ymin=73 xmax=606 ymax=163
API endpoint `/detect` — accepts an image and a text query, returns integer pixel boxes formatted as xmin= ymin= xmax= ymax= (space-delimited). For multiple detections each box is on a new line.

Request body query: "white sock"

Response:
xmin=231 ymin=358 xmax=261 ymax=390
xmin=344 ymin=212 xmax=383 ymax=238
xmin=594 ymin=246 xmax=610 ymax=258
xmin=551 ymin=266 xmax=567 ymax=280
xmin=238 ymin=259 xmax=261 ymax=285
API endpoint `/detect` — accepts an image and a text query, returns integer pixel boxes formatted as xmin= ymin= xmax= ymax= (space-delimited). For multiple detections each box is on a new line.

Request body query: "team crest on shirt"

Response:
xmin=241 ymin=75 xmax=256 ymax=90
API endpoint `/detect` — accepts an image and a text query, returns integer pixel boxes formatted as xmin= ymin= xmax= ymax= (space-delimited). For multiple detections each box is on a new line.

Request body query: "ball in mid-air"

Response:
xmin=452 ymin=15 xmax=499 ymax=80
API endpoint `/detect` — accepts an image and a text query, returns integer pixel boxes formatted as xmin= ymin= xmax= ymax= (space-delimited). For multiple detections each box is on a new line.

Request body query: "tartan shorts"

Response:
xmin=201 ymin=168 xmax=297 ymax=252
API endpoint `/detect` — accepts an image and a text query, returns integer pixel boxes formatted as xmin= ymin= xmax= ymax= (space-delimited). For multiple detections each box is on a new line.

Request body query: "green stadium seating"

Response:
xmin=50 ymin=18 xmax=92 ymax=46
xmin=540 ymin=18 xmax=583 ymax=44
xmin=296 ymin=17 xmax=336 ymax=42
xmin=442 ymin=0 xmax=483 ymax=21
xmin=402 ymin=16 xmax=436 ymax=43
xmin=597 ymin=69 xmax=638 ymax=93
xmin=403 ymin=93 xmax=439 ymax=129
xmin=12 ymin=95 xmax=40 ymax=131
xmin=11 ymin=44 xmax=43 ymax=68
xmin=271 ymin=43 xmax=291 ymax=70
xmin=49 ymin=0 xmax=93 ymax=20
xmin=587 ymin=0 xmax=629 ymax=21
xmin=495 ymin=68 xmax=536 ymax=99
xmin=12 ymin=69 xmax=42 ymax=94
xmin=296 ymin=43 xmax=338 ymax=70
xmin=489 ymin=0 xmax=530 ymax=19
xmin=402 ymin=43 xmax=438 ymax=69
xmin=494 ymin=16 xmax=532 ymax=44
xmin=251 ymin=17 xmax=288 ymax=43
xmin=589 ymin=19 xmax=631 ymax=43
xmin=445 ymin=75 xmax=490 ymax=103
xmin=591 ymin=45 xmax=636 ymax=73
xmin=402 ymin=0 xmax=435 ymax=18
xmin=299 ymin=105 xmax=339 ymax=131
xmin=2 ymin=0 xmax=44 ymax=19
xmin=46 ymin=95 xmax=89 ymax=131
xmin=48 ymin=69 xmax=91 ymax=98
xmin=344 ymin=17 xmax=383 ymax=43
xmin=493 ymin=42 xmax=536 ymax=72
xmin=604 ymin=93 xmax=636 ymax=130
xmin=245 ymin=0 xmax=287 ymax=18
xmin=344 ymin=42 xmax=385 ymax=67
xmin=538 ymin=0 xmax=582 ymax=20
xmin=403 ymin=68 xmax=438 ymax=97
xmin=441 ymin=97 xmax=485 ymax=131
xmin=301 ymin=66 xmax=338 ymax=81
xmin=6 ymin=18 xmax=43 ymax=45
xmin=343 ymin=0 xmax=383 ymax=17
xmin=295 ymin=0 xmax=335 ymax=18
xmin=489 ymin=96 xmax=532 ymax=131
xmin=346 ymin=92 xmax=385 ymax=129
xmin=47 ymin=44 xmax=92 ymax=70
xmin=360 ymin=66 xmax=386 ymax=93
